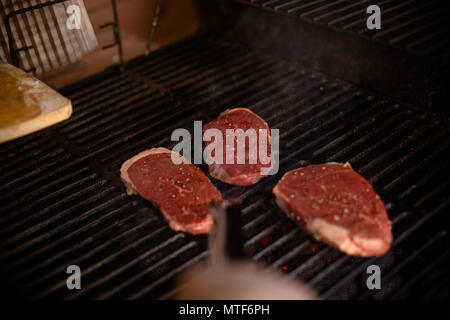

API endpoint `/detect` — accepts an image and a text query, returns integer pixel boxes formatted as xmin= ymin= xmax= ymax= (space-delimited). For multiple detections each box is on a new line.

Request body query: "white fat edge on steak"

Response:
xmin=208 ymin=162 xmax=267 ymax=185
xmin=120 ymin=147 xmax=179 ymax=195
xmin=306 ymin=218 xmax=386 ymax=257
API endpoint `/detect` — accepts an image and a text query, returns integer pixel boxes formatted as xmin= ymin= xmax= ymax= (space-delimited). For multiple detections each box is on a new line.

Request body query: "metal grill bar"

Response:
xmin=15 ymin=215 xmax=164 ymax=292
xmin=394 ymin=247 xmax=448 ymax=299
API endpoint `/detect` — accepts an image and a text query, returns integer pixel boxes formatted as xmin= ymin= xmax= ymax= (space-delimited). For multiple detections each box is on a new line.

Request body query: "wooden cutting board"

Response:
xmin=0 ymin=62 xmax=72 ymax=144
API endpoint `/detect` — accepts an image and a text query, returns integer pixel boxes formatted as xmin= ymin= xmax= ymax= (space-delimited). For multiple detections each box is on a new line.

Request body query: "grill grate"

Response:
xmin=237 ymin=0 xmax=450 ymax=59
xmin=0 ymin=34 xmax=448 ymax=299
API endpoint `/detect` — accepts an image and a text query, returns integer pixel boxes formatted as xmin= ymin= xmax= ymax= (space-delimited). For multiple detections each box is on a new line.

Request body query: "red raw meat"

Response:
xmin=273 ymin=163 xmax=392 ymax=257
xmin=203 ymin=108 xmax=272 ymax=186
xmin=121 ymin=148 xmax=222 ymax=235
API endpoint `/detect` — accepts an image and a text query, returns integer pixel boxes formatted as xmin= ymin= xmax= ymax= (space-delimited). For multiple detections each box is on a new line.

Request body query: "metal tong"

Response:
xmin=208 ymin=203 xmax=244 ymax=267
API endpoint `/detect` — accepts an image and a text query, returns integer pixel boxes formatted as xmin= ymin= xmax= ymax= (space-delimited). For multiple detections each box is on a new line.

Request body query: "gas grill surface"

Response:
xmin=0 ymin=33 xmax=448 ymax=299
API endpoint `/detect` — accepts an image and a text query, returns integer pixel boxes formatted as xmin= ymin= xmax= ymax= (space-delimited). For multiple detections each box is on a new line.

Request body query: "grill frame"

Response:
xmin=1 ymin=0 xmax=450 ymax=299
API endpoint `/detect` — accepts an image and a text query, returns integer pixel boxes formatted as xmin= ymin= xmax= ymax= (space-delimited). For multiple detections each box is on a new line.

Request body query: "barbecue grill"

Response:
xmin=0 ymin=0 xmax=448 ymax=299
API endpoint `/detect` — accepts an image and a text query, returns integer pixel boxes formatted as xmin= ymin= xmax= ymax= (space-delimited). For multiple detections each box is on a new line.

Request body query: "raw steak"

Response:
xmin=273 ymin=163 xmax=392 ymax=257
xmin=203 ymin=108 xmax=272 ymax=186
xmin=120 ymin=148 xmax=222 ymax=235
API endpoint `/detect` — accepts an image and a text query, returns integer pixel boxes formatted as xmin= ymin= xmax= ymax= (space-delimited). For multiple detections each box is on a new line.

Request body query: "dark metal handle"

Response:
xmin=99 ymin=0 xmax=124 ymax=70
xmin=225 ymin=204 xmax=245 ymax=260
xmin=145 ymin=0 xmax=162 ymax=55
xmin=99 ymin=22 xmax=117 ymax=49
